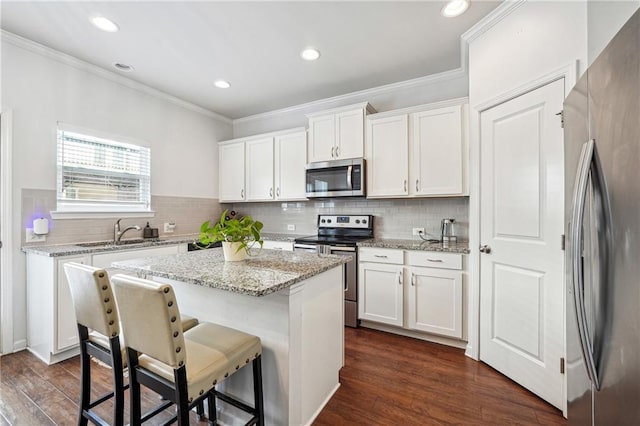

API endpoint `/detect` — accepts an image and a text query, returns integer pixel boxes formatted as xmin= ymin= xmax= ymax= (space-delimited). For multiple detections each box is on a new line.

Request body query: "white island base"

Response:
xmin=154 ymin=266 xmax=344 ymax=426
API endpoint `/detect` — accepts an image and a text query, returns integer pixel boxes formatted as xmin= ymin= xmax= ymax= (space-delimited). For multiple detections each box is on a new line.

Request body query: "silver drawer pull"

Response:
xmin=374 ymin=255 xmax=388 ymax=258
xmin=427 ymin=259 xmax=443 ymax=263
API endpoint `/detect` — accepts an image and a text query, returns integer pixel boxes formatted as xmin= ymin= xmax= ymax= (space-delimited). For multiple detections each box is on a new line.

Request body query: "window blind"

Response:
xmin=56 ymin=128 xmax=151 ymax=212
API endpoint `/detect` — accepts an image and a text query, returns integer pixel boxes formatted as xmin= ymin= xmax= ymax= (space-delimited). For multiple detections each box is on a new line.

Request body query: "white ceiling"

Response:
xmin=1 ymin=1 xmax=500 ymax=119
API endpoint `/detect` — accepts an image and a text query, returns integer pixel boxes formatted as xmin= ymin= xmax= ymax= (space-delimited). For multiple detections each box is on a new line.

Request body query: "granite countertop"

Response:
xmin=21 ymin=235 xmax=200 ymax=257
xmin=260 ymin=232 xmax=308 ymax=242
xmin=112 ymin=248 xmax=350 ymax=297
xmin=358 ymin=238 xmax=470 ymax=254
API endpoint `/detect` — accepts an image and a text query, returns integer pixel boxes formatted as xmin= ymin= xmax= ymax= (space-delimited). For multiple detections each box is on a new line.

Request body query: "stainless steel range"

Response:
xmin=294 ymin=214 xmax=373 ymax=328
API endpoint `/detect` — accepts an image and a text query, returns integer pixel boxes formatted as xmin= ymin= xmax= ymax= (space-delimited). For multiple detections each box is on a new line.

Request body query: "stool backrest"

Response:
xmin=63 ymin=262 xmax=120 ymax=338
xmin=111 ymin=274 xmax=186 ymax=368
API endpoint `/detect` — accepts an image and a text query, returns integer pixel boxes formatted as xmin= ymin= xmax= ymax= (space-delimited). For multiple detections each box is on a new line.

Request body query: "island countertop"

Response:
xmin=111 ymin=248 xmax=349 ymax=297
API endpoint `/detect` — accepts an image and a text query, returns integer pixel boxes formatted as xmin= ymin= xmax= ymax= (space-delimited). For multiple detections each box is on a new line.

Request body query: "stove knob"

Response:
xmin=355 ymin=219 xmax=360 ymax=224
xmin=321 ymin=219 xmax=326 ymax=223
xmin=327 ymin=219 xmax=332 ymax=223
xmin=362 ymin=219 xmax=367 ymax=224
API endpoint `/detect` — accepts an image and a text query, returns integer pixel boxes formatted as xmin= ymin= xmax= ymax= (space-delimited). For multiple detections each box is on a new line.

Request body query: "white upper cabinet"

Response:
xmin=218 ymin=128 xmax=307 ymax=203
xmin=411 ymin=105 xmax=464 ymax=196
xmin=219 ymin=142 xmax=246 ymax=202
xmin=366 ymin=99 xmax=468 ymax=199
xmin=366 ymin=114 xmax=409 ymax=197
xmin=275 ymin=131 xmax=307 ymax=201
xmin=307 ymin=102 xmax=375 ymax=162
xmin=246 ymin=137 xmax=275 ymax=201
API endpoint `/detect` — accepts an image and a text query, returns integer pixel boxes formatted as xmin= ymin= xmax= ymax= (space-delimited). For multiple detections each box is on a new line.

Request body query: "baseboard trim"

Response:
xmin=359 ymin=321 xmax=467 ymax=350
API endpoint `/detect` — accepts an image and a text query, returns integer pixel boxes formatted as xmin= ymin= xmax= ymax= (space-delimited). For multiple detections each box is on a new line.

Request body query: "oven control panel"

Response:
xmin=318 ymin=215 xmax=372 ymax=228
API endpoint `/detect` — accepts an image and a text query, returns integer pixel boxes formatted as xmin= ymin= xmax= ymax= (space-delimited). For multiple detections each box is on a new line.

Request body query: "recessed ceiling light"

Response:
xmin=214 ymin=80 xmax=231 ymax=89
xmin=300 ymin=48 xmax=321 ymax=61
xmin=90 ymin=16 xmax=119 ymax=33
xmin=441 ymin=0 xmax=470 ymax=18
xmin=113 ymin=62 xmax=134 ymax=72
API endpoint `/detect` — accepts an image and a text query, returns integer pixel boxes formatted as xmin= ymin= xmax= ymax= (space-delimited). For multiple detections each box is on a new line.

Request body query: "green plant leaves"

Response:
xmin=199 ymin=209 xmax=264 ymax=253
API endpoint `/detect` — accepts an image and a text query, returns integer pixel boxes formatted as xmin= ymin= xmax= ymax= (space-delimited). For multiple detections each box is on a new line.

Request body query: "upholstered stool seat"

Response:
xmin=111 ymin=274 xmax=264 ymax=426
xmin=63 ymin=262 xmax=201 ymax=426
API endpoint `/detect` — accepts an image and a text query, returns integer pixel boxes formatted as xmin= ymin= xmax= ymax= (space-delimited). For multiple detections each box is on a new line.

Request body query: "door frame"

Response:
xmin=0 ymin=109 xmax=14 ymax=355
xmin=466 ymin=62 xmax=578 ymax=364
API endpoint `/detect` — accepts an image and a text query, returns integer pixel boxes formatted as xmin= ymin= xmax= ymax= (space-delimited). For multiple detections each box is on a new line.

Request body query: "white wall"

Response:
xmin=465 ymin=0 xmax=588 ymax=360
xmin=1 ymin=36 xmax=232 ymax=351
xmin=588 ymin=0 xmax=640 ymax=65
xmin=233 ymin=70 xmax=469 ymax=138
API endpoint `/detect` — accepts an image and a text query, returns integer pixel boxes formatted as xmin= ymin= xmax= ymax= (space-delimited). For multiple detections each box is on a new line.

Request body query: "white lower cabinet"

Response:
xmin=358 ymin=247 xmax=464 ymax=342
xmin=26 ymin=244 xmax=185 ymax=365
xmin=261 ymin=240 xmax=294 ymax=251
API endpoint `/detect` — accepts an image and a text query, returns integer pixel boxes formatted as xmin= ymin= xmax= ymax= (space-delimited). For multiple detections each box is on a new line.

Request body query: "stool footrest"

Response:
xmin=213 ymin=390 xmax=257 ymax=417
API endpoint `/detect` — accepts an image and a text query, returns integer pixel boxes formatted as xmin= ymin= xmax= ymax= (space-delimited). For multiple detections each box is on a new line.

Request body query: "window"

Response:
xmin=56 ymin=125 xmax=151 ymax=213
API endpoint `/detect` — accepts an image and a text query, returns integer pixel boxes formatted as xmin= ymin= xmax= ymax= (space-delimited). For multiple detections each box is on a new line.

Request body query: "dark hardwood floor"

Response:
xmin=315 ymin=327 xmax=566 ymax=425
xmin=0 ymin=327 xmax=566 ymax=425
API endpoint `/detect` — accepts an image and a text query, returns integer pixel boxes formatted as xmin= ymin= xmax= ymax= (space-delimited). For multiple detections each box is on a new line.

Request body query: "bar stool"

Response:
xmin=110 ymin=274 xmax=264 ymax=426
xmin=63 ymin=262 xmax=200 ymax=426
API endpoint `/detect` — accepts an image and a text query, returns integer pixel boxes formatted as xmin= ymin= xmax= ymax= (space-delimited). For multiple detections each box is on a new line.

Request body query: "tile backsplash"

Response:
xmin=226 ymin=197 xmax=469 ymax=240
xmin=21 ymin=188 xmax=222 ymax=246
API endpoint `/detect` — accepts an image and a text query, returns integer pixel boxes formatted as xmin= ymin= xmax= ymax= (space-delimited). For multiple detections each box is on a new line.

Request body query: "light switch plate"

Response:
xmin=164 ymin=222 xmax=176 ymax=233
xmin=287 ymin=224 xmax=296 ymax=231
xmin=412 ymin=227 xmax=425 ymax=236
xmin=26 ymin=228 xmax=46 ymax=242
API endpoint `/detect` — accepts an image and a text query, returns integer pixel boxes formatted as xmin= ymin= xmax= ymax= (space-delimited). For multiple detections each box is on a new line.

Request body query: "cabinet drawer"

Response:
xmin=405 ymin=251 xmax=462 ymax=270
xmin=262 ymin=240 xmax=294 ymax=251
xmin=358 ymin=248 xmax=403 ymax=264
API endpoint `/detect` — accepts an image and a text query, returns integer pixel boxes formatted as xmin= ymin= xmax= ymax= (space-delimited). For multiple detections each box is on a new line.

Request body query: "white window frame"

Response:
xmin=52 ymin=123 xmax=154 ymax=219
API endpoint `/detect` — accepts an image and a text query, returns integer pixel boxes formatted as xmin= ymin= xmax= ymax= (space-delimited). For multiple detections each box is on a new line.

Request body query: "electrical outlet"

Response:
xmin=412 ymin=227 xmax=425 ymax=236
xmin=164 ymin=222 xmax=176 ymax=233
xmin=287 ymin=224 xmax=296 ymax=231
xmin=26 ymin=228 xmax=46 ymax=242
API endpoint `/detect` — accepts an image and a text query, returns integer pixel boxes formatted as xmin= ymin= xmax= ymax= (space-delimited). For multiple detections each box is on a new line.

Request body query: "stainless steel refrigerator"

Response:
xmin=564 ymin=8 xmax=640 ymax=425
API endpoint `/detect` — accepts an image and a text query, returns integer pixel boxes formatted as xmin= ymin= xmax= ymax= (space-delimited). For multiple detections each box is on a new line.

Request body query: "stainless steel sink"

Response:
xmin=75 ymin=239 xmax=151 ymax=248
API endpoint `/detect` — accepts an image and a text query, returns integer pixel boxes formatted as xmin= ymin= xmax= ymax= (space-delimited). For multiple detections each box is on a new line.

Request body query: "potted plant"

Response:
xmin=199 ymin=210 xmax=264 ymax=261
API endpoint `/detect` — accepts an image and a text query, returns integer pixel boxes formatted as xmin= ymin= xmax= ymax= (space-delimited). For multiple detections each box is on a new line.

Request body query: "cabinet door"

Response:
xmin=308 ymin=114 xmax=335 ymax=162
xmin=219 ymin=142 xmax=246 ymax=202
xmin=366 ymin=114 xmax=409 ymax=197
xmin=411 ymin=105 xmax=464 ymax=196
xmin=407 ymin=267 xmax=462 ymax=338
xmin=56 ymin=255 xmax=90 ymax=352
xmin=336 ymin=109 xmax=365 ymax=159
xmin=358 ymin=262 xmax=404 ymax=326
xmin=245 ymin=137 xmax=275 ymax=201
xmin=275 ymin=131 xmax=307 ymax=201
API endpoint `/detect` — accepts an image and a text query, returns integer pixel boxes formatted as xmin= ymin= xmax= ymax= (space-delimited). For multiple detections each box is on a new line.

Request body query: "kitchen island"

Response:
xmin=112 ymin=248 xmax=349 ymax=426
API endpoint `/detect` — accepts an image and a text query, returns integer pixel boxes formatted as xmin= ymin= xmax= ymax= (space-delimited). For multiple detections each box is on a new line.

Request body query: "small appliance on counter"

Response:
xmin=441 ymin=218 xmax=457 ymax=242
xmin=142 ymin=222 xmax=159 ymax=239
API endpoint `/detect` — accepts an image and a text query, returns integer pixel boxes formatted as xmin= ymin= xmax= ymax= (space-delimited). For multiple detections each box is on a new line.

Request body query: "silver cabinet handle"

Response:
xmin=276 ymin=187 xmax=280 ymax=197
xmin=269 ymin=187 xmax=273 ymax=197
xmin=335 ymin=146 xmax=339 ymax=157
xmin=411 ymin=273 xmax=416 ymax=286
xmin=479 ymin=245 xmax=491 ymax=254
xmin=331 ymin=147 xmax=335 ymax=158
xmin=416 ymin=179 xmax=419 ymax=192
xmin=570 ymin=139 xmax=601 ymax=391
xmin=426 ymin=259 xmax=443 ymax=263
xmin=404 ymin=179 xmax=407 ymax=192
xmin=374 ymin=254 xmax=388 ymax=258
xmin=240 ymin=189 xmax=244 ymax=199
xmin=398 ymin=271 xmax=402 ymax=285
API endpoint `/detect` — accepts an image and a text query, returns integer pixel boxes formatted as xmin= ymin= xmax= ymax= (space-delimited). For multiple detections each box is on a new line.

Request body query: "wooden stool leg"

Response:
xmin=127 ymin=348 xmax=142 ymax=426
xmin=207 ymin=392 xmax=217 ymax=425
xmin=78 ymin=345 xmax=90 ymax=426
xmin=175 ymin=366 xmax=190 ymax=426
xmin=253 ymin=356 xmax=264 ymax=426
xmin=196 ymin=400 xmax=204 ymax=421
xmin=111 ymin=337 xmax=125 ymax=426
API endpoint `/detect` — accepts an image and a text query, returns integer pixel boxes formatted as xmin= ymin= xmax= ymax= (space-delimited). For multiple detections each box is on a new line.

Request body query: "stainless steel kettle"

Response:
xmin=441 ymin=219 xmax=457 ymax=242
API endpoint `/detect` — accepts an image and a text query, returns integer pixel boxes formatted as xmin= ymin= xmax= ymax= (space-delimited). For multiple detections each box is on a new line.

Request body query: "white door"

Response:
xmin=335 ymin=109 xmax=364 ymax=159
xmin=275 ymin=131 xmax=307 ymax=201
xmin=366 ymin=114 xmax=409 ymax=197
xmin=479 ymin=78 xmax=565 ymax=409
xmin=245 ymin=137 xmax=274 ymax=201
xmin=308 ymin=114 xmax=335 ymax=162
xmin=219 ymin=142 xmax=245 ymax=202
xmin=358 ymin=263 xmax=403 ymax=326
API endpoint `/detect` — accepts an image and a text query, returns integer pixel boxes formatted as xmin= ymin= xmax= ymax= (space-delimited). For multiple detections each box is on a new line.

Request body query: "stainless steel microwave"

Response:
xmin=305 ymin=158 xmax=365 ymax=198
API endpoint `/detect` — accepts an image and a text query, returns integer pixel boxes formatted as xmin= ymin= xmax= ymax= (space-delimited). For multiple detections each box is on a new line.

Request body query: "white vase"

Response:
xmin=222 ymin=241 xmax=247 ymax=261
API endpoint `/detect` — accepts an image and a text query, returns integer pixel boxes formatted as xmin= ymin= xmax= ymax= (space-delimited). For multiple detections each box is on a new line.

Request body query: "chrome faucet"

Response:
xmin=114 ymin=218 xmax=141 ymax=243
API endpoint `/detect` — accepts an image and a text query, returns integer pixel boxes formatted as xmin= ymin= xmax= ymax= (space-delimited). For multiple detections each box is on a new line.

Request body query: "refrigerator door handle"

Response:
xmin=570 ymin=139 xmax=601 ymax=391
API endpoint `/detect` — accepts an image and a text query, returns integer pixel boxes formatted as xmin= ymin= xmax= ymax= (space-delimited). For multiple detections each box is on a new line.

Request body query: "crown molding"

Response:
xmin=461 ymin=0 xmax=527 ymax=45
xmin=233 ymin=66 xmax=467 ymax=125
xmin=1 ymin=30 xmax=233 ymax=124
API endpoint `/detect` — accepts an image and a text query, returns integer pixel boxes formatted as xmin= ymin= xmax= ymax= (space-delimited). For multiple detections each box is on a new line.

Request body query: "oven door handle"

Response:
xmin=329 ymin=246 xmax=356 ymax=252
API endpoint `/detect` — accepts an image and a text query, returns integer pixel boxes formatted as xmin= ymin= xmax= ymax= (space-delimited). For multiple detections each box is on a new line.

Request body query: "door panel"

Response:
xmin=480 ymin=78 xmax=565 ymax=409
xmin=245 ymin=137 xmax=274 ymax=201
xmin=366 ymin=114 xmax=409 ymax=197
xmin=358 ymin=263 xmax=403 ymax=326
